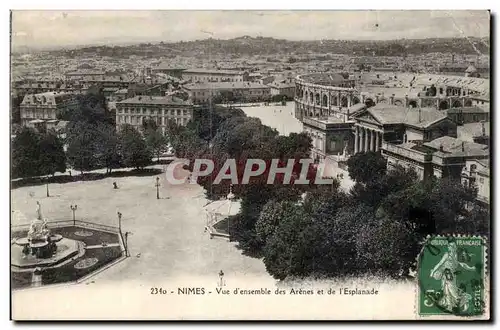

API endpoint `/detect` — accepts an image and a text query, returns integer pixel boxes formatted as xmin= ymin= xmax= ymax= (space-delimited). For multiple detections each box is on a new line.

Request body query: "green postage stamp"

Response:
xmin=418 ymin=235 xmax=487 ymax=317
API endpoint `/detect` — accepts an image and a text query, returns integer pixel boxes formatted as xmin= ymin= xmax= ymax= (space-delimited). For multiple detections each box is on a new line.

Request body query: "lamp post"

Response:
xmin=70 ymin=204 xmax=78 ymax=225
xmin=155 ymin=177 xmax=160 ymax=200
xmin=117 ymin=211 xmax=122 ymax=235
xmin=226 ymin=185 xmax=235 ymax=237
xmin=46 ymin=175 xmax=50 ymax=197
xmin=124 ymin=231 xmax=131 ymax=257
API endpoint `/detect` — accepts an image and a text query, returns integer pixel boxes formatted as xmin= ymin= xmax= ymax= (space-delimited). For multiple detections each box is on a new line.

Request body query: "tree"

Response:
xmin=347 ymin=151 xmax=387 ymax=184
xmin=120 ymin=124 xmax=152 ymax=169
xmin=142 ymin=118 xmax=158 ymax=132
xmin=356 ymin=214 xmax=420 ymax=278
xmin=38 ymin=131 xmax=67 ymax=196
xmin=11 ymin=127 xmax=41 ymax=178
xmin=262 ymin=207 xmax=312 ymax=280
xmin=66 ymin=121 xmax=101 ymax=174
xmin=349 ymin=165 xmax=418 ymax=209
xmin=144 ymin=128 xmax=168 ymax=161
xmin=256 ymin=200 xmax=298 ymax=245
xmin=38 ymin=132 xmax=66 ymax=176
xmin=95 ymin=123 xmax=122 ymax=174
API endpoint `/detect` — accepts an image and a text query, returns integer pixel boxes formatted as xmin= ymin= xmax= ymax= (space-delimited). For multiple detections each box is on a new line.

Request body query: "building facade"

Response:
xmin=352 ymin=104 xmax=457 ymax=154
xmin=20 ymin=92 xmax=78 ymax=127
xmin=181 ymin=69 xmax=249 ymax=83
xmin=462 ymin=158 xmax=490 ymax=205
xmin=382 ymin=136 xmax=489 ymax=181
xmin=302 ymin=117 xmax=355 ymax=162
xmin=183 ymin=82 xmax=271 ymax=104
xmin=294 ymin=73 xmax=360 ymax=122
xmin=116 ymin=95 xmax=194 ymax=134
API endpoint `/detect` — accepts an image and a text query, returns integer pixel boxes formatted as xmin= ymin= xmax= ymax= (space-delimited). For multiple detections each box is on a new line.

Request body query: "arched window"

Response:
xmin=341 ymin=96 xmax=348 ymax=107
xmin=452 ymin=100 xmax=462 ymax=108
xmin=332 ymin=95 xmax=338 ymax=106
xmin=309 ymin=92 xmax=313 ymax=104
xmin=322 ymin=94 xmax=328 ymax=107
xmin=464 ymin=99 xmax=472 ymax=107
xmin=439 ymin=101 xmax=449 ymax=110
xmin=409 ymin=101 xmax=418 ymax=108
xmin=352 ymin=97 xmax=360 ymax=105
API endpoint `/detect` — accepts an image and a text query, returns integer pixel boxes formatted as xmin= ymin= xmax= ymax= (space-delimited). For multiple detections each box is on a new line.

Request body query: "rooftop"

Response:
xmin=446 ymin=106 xmax=489 ymax=114
xmin=117 ymin=95 xmax=192 ymax=106
xmin=366 ymin=104 xmax=447 ymax=128
xmin=457 ymin=122 xmax=490 ymax=141
xmin=298 ymin=73 xmax=349 ymax=86
xmin=424 ymin=136 xmax=489 ymax=156
xmin=184 ymin=82 xmax=269 ymax=90
xmin=183 ymin=68 xmax=246 ymax=75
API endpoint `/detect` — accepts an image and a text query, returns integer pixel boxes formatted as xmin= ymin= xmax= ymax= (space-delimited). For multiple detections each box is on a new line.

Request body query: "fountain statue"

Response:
xmin=28 ymin=201 xmax=50 ymax=243
xmin=15 ymin=202 xmax=62 ymax=259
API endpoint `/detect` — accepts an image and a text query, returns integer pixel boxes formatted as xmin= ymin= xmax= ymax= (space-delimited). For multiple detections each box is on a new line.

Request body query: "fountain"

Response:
xmin=11 ymin=202 xmax=83 ymax=271
xmin=11 ymin=202 xmax=125 ymax=289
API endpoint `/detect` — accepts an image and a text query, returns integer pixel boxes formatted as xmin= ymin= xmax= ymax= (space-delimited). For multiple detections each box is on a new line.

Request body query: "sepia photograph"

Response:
xmin=9 ymin=8 xmax=491 ymax=321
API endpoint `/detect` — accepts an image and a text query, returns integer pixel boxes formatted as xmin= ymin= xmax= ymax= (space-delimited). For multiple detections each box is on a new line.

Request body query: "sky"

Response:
xmin=11 ymin=10 xmax=491 ymax=50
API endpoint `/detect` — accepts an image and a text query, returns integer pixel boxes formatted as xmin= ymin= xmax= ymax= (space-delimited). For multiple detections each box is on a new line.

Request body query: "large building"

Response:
xmin=181 ymin=69 xmax=250 ymax=83
xmin=19 ymin=91 xmax=77 ymax=127
xmin=183 ymin=82 xmax=271 ymax=104
xmin=64 ymin=70 xmax=107 ymax=81
xmin=115 ymin=95 xmax=193 ymax=134
xmin=382 ymin=136 xmax=489 ymax=182
xmin=268 ymin=77 xmax=296 ymax=99
xmin=462 ymin=158 xmax=490 ymax=206
xmin=294 ymin=73 xmax=359 ymax=122
xmin=352 ymin=103 xmax=457 ymax=153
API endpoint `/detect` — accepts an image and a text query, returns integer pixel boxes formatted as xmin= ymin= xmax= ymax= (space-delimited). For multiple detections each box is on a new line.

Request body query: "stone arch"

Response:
xmin=365 ymin=98 xmax=375 ymax=108
xmin=464 ymin=99 xmax=472 ymax=107
xmin=315 ymin=93 xmax=320 ymax=105
xmin=394 ymin=99 xmax=403 ymax=106
xmin=439 ymin=100 xmax=449 ymax=110
xmin=341 ymin=96 xmax=348 ymax=107
xmin=309 ymin=92 xmax=314 ymax=104
xmin=322 ymin=94 xmax=328 ymax=107
xmin=352 ymin=96 xmax=360 ymax=105
xmin=452 ymin=100 xmax=462 ymax=108
xmin=408 ymin=100 xmax=418 ymax=108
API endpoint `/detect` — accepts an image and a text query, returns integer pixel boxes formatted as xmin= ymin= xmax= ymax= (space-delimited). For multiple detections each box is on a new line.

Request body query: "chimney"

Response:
xmin=361 ymin=94 xmax=366 ymax=104
xmin=404 ymin=94 xmax=409 ymax=108
xmin=462 ymin=141 xmax=465 ymax=152
xmin=375 ymin=95 xmax=379 ymax=103
xmin=481 ymin=120 xmax=486 ymax=136
xmin=389 ymin=94 xmax=395 ymax=105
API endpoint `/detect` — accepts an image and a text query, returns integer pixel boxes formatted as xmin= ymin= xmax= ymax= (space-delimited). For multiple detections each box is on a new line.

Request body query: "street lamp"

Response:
xmin=155 ymin=177 xmax=160 ymax=200
xmin=117 ymin=211 xmax=123 ymax=235
xmin=46 ymin=175 xmax=50 ymax=197
xmin=70 ymin=204 xmax=78 ymax=225
xmin=124 ymin=231 xmax=132 ymax=257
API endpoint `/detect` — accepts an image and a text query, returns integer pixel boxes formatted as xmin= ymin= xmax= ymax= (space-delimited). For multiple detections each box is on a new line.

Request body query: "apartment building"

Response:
xmin=116 ymin=95 xmax=194 ymax=134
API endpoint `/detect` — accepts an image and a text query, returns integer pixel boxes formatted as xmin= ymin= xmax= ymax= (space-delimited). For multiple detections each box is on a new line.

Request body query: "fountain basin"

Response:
xmin=11 ymin=238 xmax=84 ymax=271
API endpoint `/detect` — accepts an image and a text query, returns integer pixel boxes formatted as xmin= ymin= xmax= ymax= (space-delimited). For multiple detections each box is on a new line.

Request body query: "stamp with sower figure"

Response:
xmin=417 ymin=235 xmax=487 ymax=317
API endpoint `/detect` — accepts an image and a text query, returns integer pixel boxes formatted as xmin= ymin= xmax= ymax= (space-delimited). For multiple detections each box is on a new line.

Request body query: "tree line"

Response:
xmin=167 ymin=105 xmax=490 ymax=281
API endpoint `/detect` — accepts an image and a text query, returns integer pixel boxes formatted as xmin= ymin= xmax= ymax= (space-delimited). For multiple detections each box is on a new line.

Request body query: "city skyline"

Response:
xmin=12 ymin=10 xmax=490 ymax=51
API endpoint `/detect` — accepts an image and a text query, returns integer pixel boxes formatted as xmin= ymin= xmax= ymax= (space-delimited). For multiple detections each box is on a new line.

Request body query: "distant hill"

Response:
xmin=42 ymin=36 xmax=490 ymax=58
